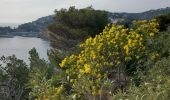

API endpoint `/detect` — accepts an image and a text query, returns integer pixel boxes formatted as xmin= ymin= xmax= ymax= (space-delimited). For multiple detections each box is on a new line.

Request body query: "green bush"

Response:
xmin=48 ymin=6 xmax=109 ymax=50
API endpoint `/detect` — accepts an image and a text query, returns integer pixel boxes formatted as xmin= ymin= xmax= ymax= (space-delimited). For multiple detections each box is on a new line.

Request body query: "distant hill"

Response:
xmin=16 ymin=15 xmax=54 ymax=32
xmin=0 ymin=15 xmax=54 ymax=37
xmin=108 ymin=7 xmax=170 ymax=24
xmin=16 ymin=7 xmax=170 ymax=33
xmin=0 ymin=7 xmax=170 ymax=37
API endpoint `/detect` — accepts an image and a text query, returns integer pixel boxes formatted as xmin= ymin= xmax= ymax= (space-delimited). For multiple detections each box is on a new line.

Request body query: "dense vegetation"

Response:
xmin=47 ymin=6 xmax=109 ymax=50
xmin=38 ymin=19 xmax=170 ymax=100
xmin=0 ymin=55 xmax=29 ymax=99
xmin=0 ymin=18 xmax=170 ymax=100
xmin=156 ymin=13 xmax=170 ymax=31
xmin=0 ymin=8 xmax=170 ymax=100
xmin=47 ymin=7 xmax=170 ymax=50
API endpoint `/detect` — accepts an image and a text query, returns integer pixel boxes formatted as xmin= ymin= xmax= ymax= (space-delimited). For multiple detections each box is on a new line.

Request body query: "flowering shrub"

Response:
xmin=59 ymin=19 xmax=159 ymax=98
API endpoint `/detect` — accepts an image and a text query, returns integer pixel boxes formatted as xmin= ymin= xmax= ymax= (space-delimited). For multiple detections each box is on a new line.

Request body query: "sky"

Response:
xmin=0 ymin=0 xmax=170 ymax=27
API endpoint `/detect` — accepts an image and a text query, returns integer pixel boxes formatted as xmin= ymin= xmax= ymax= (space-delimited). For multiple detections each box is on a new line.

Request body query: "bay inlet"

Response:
xmin=0 ymin=36 xmax=51 ymax=63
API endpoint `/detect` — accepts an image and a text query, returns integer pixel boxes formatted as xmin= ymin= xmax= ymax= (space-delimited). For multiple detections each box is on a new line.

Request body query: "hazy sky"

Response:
xmin=0 ymin=0 xmax=170 ymax=26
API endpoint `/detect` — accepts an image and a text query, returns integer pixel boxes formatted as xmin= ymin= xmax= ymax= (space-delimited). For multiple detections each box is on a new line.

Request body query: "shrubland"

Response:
xmin=27 ymin=19 xmax=170 ymax=100
xmin=0 ymin=13 xmax=170 ymax=100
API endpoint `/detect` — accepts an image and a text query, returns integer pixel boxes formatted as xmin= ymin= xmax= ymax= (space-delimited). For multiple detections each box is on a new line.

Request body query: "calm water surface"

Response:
xmin=0 ymin=36 xmax=51 ymax=63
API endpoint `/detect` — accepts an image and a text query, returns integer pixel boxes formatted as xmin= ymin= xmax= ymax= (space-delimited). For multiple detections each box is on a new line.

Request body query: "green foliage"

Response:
xmin=48 ymin=6 xmax=109 ymax=49
xmin=29 ymin=48 xmax=48 ymax=70
xmin=156 ymin=13 xmax=170 ymax=31
xmin=0 ymin=55 xmax=29 ymax=100
xmin=154 ymin=32 xmax=170 ymax=57
xmin=1 ymin=19 xmax=166 ymax=100
xmin=28 ymin=48 xmax=68 ymax=100
xmin=112 ymin=55 xmax=170 ymax=100
xmin=58 ymin=19 xmax=159 ymax=99
xmin=53 ymin=6 xmax=108 ymax=37
xmin=111 ymin=31 xmax=170 ymax=100
xmin=1 ymin=17 xmax=170 ymax=100
xmin=28 ymin=48 xmax=52 ymax=98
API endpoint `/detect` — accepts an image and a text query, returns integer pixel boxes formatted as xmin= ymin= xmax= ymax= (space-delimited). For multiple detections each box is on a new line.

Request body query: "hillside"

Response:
xmin=12 ymin=7 xmax=170 ymax=33
xmin=45 ymin=7 xmax=170 ymax=50
xmin=16 ymin=15 xmax=54 ymax=32
xmin=0 ymin=15 xmax=54 ymax=37
xmin=0 ymin=7 xmax=170 ymax=37
xmin=108 ymin=7 xmax=170 ymax=23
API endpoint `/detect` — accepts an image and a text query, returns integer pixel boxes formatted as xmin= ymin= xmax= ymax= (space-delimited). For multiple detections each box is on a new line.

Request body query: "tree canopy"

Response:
xmin=156 ymin=13 xmax=170 ymax=31
xmin=48 ymin=6 xmax=109 ymax=50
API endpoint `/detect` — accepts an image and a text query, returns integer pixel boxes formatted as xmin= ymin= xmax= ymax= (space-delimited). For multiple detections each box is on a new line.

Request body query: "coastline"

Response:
xmin=0 ymin=32 xmax=40 ymax=38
